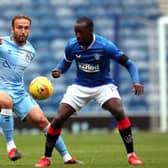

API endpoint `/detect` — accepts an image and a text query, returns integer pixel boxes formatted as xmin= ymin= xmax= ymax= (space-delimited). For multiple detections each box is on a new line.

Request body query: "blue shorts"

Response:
xmin=13 ymin=92 xmax=39 ymax=120
xmin=0 ymin=88 xmax=39 ymax=121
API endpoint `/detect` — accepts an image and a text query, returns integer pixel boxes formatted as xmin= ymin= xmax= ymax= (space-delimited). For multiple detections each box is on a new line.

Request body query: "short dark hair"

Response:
xmin=11 ymin=14 xmax=32 ymax=27
xmin=76 ymin=16 xmax=94 ymax=29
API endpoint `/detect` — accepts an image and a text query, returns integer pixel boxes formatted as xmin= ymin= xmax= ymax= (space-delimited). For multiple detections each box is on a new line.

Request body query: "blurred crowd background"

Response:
xmin=0 ymin=0 xmax=167 ymax=131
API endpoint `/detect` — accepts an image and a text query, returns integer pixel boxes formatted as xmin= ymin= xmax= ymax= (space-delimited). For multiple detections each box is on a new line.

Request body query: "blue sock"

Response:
xmin=43 ymin=125 xmax=69 ymax=158
xmin=55 ymin=136 xmax=69 ymax=157
xmin=0 ymin=115 xmax=14 ymax=142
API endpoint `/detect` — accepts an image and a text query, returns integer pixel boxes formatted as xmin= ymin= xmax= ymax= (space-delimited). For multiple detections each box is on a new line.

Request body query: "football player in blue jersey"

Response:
xmin=35 ymin=16 xmax=144 ymax=167
xmin=0 ymin=14 xmax=81 ymax=164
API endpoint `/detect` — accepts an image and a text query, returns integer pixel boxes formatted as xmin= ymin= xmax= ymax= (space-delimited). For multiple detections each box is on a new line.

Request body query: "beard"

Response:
xmin=17 ymin=35 xmax=27 ymax=43
xmin=13 ymin=34 xmax=28 ymax=45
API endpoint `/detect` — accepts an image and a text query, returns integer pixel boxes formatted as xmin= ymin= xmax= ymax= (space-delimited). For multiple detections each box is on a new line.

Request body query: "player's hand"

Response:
xmin=51 ymin=69 xmax=61 ymax=78
xmin=0 ymin=38 xmax=3 ymax=45
xmin=132 ymin=83 xmax=144 ymax=96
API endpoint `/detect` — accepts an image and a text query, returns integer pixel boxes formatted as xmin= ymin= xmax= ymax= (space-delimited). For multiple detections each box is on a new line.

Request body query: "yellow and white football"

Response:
xmin=29 ymin=76 xmax=53 ymax=100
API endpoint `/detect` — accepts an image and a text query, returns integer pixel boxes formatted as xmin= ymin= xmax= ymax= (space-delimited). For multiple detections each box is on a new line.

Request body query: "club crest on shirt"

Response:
xmin=94 ymin=53 xmax=102 ymax=60
xmin=25 ymin=52 xmax=32 ymax=63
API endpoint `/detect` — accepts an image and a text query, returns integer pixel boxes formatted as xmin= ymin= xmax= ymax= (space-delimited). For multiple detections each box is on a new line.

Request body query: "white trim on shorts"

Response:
xmin=61 ymin=84 xmax=121 ymax=112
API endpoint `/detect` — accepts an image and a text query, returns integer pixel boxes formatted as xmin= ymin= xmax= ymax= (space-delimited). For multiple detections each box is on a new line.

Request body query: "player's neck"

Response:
xmin=81 ymin=35 xmax=94 ymax=49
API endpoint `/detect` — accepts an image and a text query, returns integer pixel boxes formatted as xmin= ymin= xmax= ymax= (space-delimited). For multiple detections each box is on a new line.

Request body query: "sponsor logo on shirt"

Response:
xmin=94 ymin=53 xmax=102 ymax=60
xmin=78 ymin=63 xmax=100 ymax=73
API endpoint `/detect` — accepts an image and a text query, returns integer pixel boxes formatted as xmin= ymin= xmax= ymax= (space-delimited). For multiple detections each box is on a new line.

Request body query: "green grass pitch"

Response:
xmin=0 ymin=131 xmax=168 ymax=167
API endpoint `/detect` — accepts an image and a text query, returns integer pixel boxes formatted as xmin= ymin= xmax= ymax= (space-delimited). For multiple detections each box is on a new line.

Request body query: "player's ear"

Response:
xmin=10 ymin=26 xmax=14 ymax=34
xmin=0 ymin=38 xmax=3 ymax=45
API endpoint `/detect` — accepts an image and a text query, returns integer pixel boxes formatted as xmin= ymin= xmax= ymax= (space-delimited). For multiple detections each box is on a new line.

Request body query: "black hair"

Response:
xmin=76 ymin=16 xmax=94 ymax=29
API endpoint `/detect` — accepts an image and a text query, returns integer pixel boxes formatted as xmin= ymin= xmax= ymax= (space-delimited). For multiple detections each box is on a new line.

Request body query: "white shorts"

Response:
xmin=61 ymin=84 xmax=121 ymax=111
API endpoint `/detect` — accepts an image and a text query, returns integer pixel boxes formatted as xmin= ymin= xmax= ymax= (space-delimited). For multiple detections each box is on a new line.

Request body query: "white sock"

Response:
xmin=46 ymin=157 xmax=52 ymax=160
xmin=127 ymin=152 xmax=135 ymax=158
xmin=7 ymin=140 xmax=16 ymax=152
xmin=63 ymin=153 xmax=72 ymax=162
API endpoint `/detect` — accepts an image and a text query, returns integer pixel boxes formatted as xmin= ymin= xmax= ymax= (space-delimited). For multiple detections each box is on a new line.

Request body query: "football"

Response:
xmin=29 ymin=76 xmax=54 ymax=100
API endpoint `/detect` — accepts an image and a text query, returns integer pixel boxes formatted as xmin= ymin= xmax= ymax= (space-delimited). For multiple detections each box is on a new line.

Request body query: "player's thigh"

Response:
xmin=0 ymin=91 xmax=13 ymax=108
xmin=13 ymin=93 xmax=49 ymax=129
xmin=14 ymin=94 xmax=39 ymax=120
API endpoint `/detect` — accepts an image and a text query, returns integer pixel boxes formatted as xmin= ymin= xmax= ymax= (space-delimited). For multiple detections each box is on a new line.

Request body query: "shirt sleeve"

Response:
xmin=105 ymin=40 xmax=140 ymax=84
xmin=56 ymin=59 xmax=71 ymax=73
xmin=105 ymin=41 xmax=124 ymax=61
xmin=124 ymin=59 xmax=140 ymax=84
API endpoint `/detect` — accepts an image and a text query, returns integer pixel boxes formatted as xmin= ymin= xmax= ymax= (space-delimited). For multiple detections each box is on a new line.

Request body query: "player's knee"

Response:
xmin=35 ymin=116 xmax=49 ymax=129
xmin=108 ymin=105 xmax=126 ymax=121
xmin=114 ymin=109 xmax=126 ymax=121
xmin=0 ymin=92 xmax=13 ymax=108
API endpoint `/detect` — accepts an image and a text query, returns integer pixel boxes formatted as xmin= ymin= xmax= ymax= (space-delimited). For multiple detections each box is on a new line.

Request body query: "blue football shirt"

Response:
xmin=57 ymin=34 xmax=124 ymax=87
xmin=0 ymin=36 xmax=35 ymax=101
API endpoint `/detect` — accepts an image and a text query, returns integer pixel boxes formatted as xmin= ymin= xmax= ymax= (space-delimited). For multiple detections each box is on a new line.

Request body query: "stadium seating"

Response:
xmin=0 ymin=0 xmax=164 ymax=116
